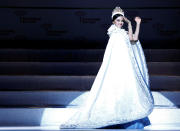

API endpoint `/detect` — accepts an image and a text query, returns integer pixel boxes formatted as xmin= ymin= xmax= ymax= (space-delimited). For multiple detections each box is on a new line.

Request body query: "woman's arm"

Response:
xmin=123 ymin=17 xmax=133 ymax=41
xmin=133 ymin=16 xmax=141 ymax=41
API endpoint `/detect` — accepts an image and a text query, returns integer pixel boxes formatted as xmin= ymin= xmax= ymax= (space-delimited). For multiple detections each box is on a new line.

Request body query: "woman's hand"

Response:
xmin=123 ymin=16 xmax=131 ymax=24
xmin=134 ymin=16 xmax=141 ymax=24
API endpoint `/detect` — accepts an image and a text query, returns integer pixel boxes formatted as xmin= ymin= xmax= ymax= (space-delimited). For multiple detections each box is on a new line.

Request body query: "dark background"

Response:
xmin=0 ymin=0 xmax=180 ymax=49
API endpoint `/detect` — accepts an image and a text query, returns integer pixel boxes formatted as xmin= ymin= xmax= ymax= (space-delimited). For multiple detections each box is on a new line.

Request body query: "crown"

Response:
xmin=111 ymin=7 xmax=124 ymax=19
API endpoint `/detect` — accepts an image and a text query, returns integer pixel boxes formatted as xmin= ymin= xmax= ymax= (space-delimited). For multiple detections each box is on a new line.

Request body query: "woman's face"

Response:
xmin=113 ymin=16 xmax=124 ymax=28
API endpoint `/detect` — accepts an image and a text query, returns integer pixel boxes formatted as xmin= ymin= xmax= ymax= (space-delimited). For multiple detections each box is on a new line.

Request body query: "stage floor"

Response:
xmin=0 ymin=125 xmax=180 ymax=131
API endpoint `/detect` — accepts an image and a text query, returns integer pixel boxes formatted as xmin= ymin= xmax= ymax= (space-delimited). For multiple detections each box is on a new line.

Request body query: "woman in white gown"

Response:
xmin=60 ymin=6 xmax=154 ymax=129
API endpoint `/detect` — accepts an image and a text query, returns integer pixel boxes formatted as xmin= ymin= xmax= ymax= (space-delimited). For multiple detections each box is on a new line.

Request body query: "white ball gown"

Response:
xmin=60 ymin=24 xmax=154 ymax=129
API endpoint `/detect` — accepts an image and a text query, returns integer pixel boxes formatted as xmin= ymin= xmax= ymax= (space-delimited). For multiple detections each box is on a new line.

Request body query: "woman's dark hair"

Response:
xmin=112 ymin=14 xmax=123 ymax=22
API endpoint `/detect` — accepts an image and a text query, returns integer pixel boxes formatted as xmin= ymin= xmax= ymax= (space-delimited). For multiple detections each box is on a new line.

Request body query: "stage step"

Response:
xmin=0 ymin=126 xmax=179 ymax=131
xmin=145 ymin=124 xmax=180 ymax=130
xmin=0 ymin=106 xmax=179 ymax=128
xmin=0 ymin=91 xmax=178 ymax=107
xmin=0 ymin=126 xmax=176 ymax=131
xmin=41 ymin=107 xmax=180 ymax=127
xmin=0 ymin=49 xmax=179 ymax=62
xmin=0 ymin=62 xmax=179 ymax=76
xmin=0 ymin=75 xmax=179 ymax=91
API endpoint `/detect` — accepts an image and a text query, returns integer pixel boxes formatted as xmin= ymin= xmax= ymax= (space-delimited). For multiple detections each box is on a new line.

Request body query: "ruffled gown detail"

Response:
xmin=60 ymin=24 xmax=154 ymax=129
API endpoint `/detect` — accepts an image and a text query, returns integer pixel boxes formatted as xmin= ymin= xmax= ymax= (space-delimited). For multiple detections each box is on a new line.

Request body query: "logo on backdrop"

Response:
xmin=75 ymin=11 xmax=101 ymax=24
